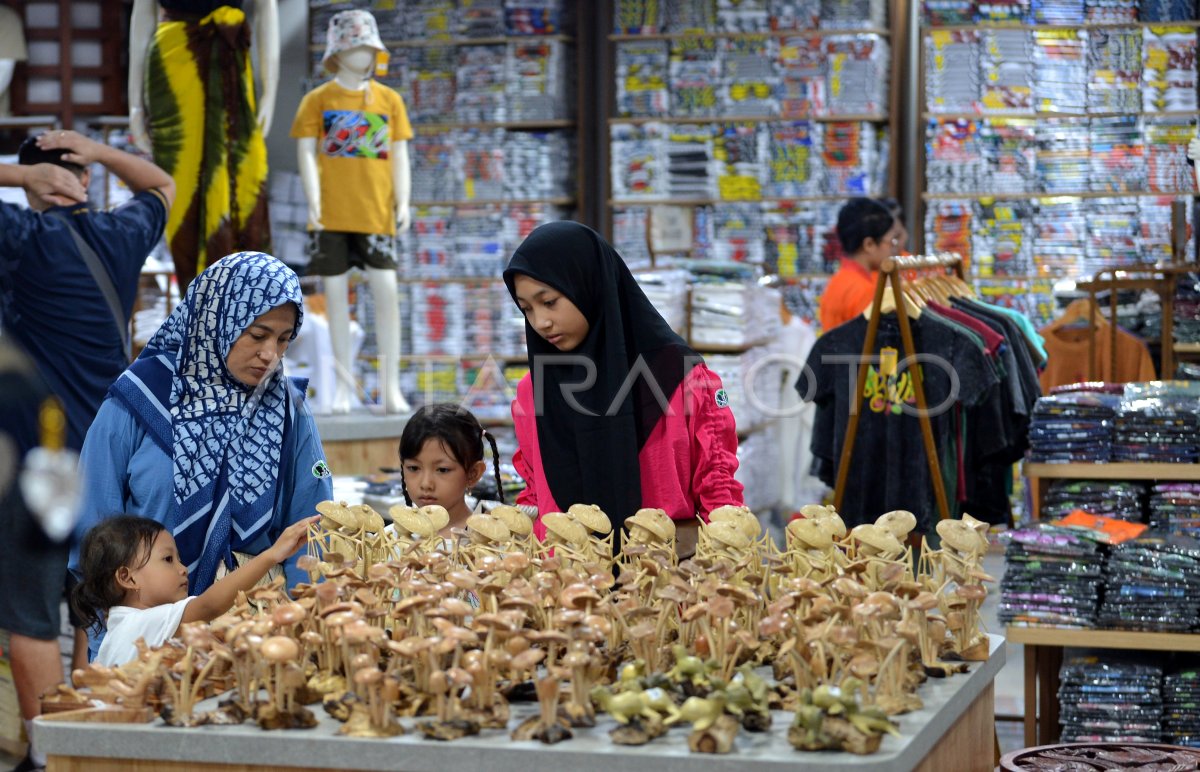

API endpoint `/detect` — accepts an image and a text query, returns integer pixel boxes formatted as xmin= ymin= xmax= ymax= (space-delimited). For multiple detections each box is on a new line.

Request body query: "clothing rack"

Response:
xmin=832 ymin=253 xmax=966 ymax=524
xmin=1074 ymin=263 xmax=1200 ymax=381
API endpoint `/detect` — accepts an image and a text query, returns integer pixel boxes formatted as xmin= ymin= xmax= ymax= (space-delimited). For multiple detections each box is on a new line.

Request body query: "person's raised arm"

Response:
xmin=180 ymin=515 xmax=317 ymax=624
xmin=36 ymin=130 xmax=175 ymax=208
xmin=0 ymin=162 xmax=86 ymax=205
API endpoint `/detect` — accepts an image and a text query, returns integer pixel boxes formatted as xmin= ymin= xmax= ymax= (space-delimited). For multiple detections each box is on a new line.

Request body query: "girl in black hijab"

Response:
xmin=503 ymin=221 xmax=745 ymax=546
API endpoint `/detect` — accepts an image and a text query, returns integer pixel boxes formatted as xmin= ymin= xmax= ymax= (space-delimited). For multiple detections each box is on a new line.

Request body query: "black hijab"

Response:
xmin=503 ymin=222 xmax=701 ymax=529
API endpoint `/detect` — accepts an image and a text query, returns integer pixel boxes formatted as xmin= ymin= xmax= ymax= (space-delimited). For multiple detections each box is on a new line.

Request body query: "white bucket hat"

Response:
xmin=322 ymin=9 xmax=388 ymax=74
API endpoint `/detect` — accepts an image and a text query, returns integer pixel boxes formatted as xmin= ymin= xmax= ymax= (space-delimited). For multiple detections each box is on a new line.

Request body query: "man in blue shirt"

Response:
xmin=0 ymin=130 xmax=173 ymax=772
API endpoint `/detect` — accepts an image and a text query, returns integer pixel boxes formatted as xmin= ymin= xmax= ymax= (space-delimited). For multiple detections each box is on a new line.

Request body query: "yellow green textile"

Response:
xmin=145 ymin=6 xmax=270 ymax=287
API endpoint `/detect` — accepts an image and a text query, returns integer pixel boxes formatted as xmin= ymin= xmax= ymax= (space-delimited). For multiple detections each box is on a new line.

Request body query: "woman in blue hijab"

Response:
xmin=70 ymin=252 xmax=332 ymax=599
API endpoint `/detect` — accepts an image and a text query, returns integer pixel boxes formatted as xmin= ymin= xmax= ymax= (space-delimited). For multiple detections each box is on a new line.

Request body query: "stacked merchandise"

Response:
xmin=502 ymin=131 xmax=572 ymax=200
xmin=1083 ymin=199 xmax=1141 ymax=275
xmin=973 ymin=198 xmax=1034 ymax=276
xmin=633 ymin=269 xmax=690 ymax=334
xmin=1112 ymin=397 xmax=1200 ymax=463
xmin=1177 ymin=273 xmax=1200 ymax=346
xmin=615 ymin=40 xmax=669 ymax=118
xmin=1142 ymin=26 xmax=1198 ymax=113
xmin=823 ymin=121 xmax=885 ymax=194
xmin=410 ymin=131 xmax=458 ymax=202
xmin=999 ymin=523 xmax=1105 ymax=627
xmin=717 ymin=0 xmax=771 ymax=32
xmin=924 ymin=0 xmax=976 ymax=23
xmin=1149 ymin=483 xmax=1200 ymax=538
xmin=1145 ymin=120 xmax=1196 ymax=193
xmin=504 ymin=0 xmax=565 ymax=35
xmin=665 ymin=124 xmax=716 ymax=198
xmin=457 ymin=0 xmax=505 ymax=36
xmin=401 ymin=203 xmax=567 ymax=279
xmin=720 ymin=37 xmax=776 ymax=117
xmin=506 ymin=40 xmax=571 ymax=121
xmin=1032 ymin=0 xmax=1086 ymax=24
xmin=689 ymin=280 xmax=783 ymax=348
xmin=266 ymin=171 xmax=309 ymax=268
xmin=613 ymin=0 xmax=662 ymax=33
xmin=982 ymin=120 xmax=1037 ymax=193
xmin=926 ymin=118 xmax=984 ymax=194
xmin=924 ymin=200 xmax=973 ymax=263
xmin=925 ymin=30 xmax=981 ymax=113
xmin=455 ymin=128 xmax=506 ymax=199
xmin=669 ymin=37 xmax=720 ymax=117
xmin=1059 ymin=660 xmax=1164 ymax=742
xmin=824 ymin=34 xmax=890 ymax=115
xmin=770 ymin=0 xmax=821 ymax=29
xmin=1141 ymin=196 xmax=1195 ymax=263
xmin=406 ymin=47 xmax=457 ymax=124
xmin=1032 ymin=197 xmax=1088 ymax=276
xmin=1088 ymin=0 xmax=1138 ymax=22
xmin=1027 ymin=391 xmax=1117 ymax=463
xmin=707 ymin=346 xmax=782 ymax=433
xmin=610 ymin=207 xmax=654 ymax=269
xmin=763 ymin=122 xmax=821 ymax=197
xmin=1042 ymin=479 xmax=1145 ymax=521
xmin=1099 ymin=532 xmax=1200 ymax=631
xmin=610 ymin=122 xmax=665 ymax=200
xmin=776 ymin=36 xmax=826 ymax=117
xmin=1089 ymin=118 xmax=1144 ymax=193
xmin=982 ymin=0 xmax=1030 ymax=22
xmin=708 ymin=204 xmax=767 ymax=264
xmin=1087 ymin=27 xmax=1142 ymax=114
xmin=980 ymin=29 xmax=1034 ymax=112
xmin=1142 ymin=0 xmax=1197 ymax=21
xmin=714 ymin=123 xmax=765 ymax=201
xmin=1034 ymin=30 xmax=1088 ymax=114
xmin=455 ymin=44 xmax=507 ymax=123
xmin=819 ymin=0 xmax=888 ymax=29
xmin=1163 ymin=669 xmax=1200 ymax=747
xmin=450 ymin=205 xmax=507 ymax=277
xmin=1037 ymin=120 xmax=1089 ymax=193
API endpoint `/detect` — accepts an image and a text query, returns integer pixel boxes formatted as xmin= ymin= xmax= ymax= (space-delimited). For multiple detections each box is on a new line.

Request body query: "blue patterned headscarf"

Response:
xmin=110 ymin=252 xmax=304 ymax=592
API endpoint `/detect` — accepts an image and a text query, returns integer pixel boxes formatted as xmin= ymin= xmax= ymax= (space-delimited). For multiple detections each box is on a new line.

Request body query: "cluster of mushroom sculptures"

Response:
xmin=59 ymin=502 xmax=993 ymax=756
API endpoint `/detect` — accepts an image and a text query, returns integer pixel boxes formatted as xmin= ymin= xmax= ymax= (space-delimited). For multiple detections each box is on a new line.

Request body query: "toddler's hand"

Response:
xmin=269 ymin=515 xmax=319 ymax=562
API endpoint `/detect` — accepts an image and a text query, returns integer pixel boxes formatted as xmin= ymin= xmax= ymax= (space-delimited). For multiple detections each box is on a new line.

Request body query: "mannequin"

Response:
xmin=0 ymin=5 xmax=27 ymax=117
xmin=291 ymin=10 xmax=412 ymax=414
xmin=127 ymin=0 xmax=278 ymax=288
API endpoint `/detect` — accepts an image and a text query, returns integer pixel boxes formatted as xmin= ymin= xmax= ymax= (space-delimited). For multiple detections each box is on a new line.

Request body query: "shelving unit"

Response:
xmin=1018 ymin=462 xmax=1200 ymax=746
xmin=1008 ymin=626 xmax=1200 ymax=746
xmin=601 ymin=0 xmax=906 ymax=275
xmin=918 ymin=11 xmax=1200 ymax=274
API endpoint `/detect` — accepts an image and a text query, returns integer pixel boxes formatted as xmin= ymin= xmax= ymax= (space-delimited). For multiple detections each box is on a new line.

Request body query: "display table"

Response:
xmin=1007 ymin=626 xmax=1200 ymax=747
xmin=37 ymin=637 xmax=1003 ymax=772
xmin=314 ymin=412 xmax=409 ymax=476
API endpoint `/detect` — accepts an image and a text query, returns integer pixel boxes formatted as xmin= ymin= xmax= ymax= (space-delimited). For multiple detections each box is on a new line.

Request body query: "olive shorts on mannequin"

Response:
xmin=307 ymin=231 xmax=397 ymax=276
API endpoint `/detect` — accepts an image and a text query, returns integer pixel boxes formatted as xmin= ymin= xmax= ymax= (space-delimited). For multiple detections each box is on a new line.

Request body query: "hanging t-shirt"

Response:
xmin=800 ymin=314 xmax=1000 ymax=532
xmin=1038 ymin=322 xmax=1156 ymax=391
xmin=290 ymin=79 xmax=414 ymax=236
xmin=96 ymin=597 xmax=194 ymax=667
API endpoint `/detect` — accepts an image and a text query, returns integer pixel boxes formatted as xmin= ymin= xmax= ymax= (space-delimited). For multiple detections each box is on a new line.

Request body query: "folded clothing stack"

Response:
xmin=1059 ymin=660 xmax=1163 ymax=743
xmin=1149 ymin=483 xmax=1200 ymax=539
xmin=1000 ymin=523 xmax=1106 ymax=628
xmin=1043 ymin=479 xmax=1145 ymax=521
xmin=1098 ymin=531 xmax=1200 ymax=632
xmin=1028 ymin=391 xmax=1118 ymax=463
xmin=1163 ymin=668 xmax=1200 ymax=747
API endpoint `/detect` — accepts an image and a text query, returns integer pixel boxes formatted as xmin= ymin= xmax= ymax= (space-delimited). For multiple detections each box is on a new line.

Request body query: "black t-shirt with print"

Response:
xmin=799 ymin=314 xmax=1000 ymax=533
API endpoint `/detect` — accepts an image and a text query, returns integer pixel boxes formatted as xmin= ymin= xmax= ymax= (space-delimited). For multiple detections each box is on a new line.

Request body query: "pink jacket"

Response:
xmin=511 ymin=364 xmax=744 ymax=536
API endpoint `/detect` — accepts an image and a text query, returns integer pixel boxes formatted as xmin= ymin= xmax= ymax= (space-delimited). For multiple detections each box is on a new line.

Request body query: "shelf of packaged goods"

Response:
xmin=309 ymin=35 xmax=574 ymax=52
xmin=1009 ymin=625 xmax=1200 ymax=748
xmin=403 ymin=353 xmax=528 ymax=362
xmin=410 ymin=197 xmax=575 ymax=207
xmin=609 ymin=27 xmax=891 ymax=41
xmin=923 ymin=20 xmax=1200 ymax=32
xmin=609 ymin=194 xmax=883 ymax=206
xmin=1024 ymin=461 xmax=1200 ymax=479
xmin=923 ymin=190 xmax=1198 ymax=200
xmin=924 ymin=110 xmax=1200 ymax=120
xmin=610 ymin=114 xmax=887 ymax=125
xmin=415 ymin=119 xmax=575 ymax=131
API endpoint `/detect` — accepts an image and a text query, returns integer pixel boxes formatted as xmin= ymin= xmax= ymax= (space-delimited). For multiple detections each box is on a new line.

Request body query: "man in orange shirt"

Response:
xmin=819 ymin=198 xmax=903 ymax=331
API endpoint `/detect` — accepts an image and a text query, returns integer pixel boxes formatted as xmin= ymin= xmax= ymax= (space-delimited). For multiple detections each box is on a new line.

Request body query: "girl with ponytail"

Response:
xmin=398 ymin=403 xmax=504 ymax=536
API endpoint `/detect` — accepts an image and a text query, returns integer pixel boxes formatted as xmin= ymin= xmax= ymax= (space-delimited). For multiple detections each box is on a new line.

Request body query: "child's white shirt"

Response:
xmin=95 ymin=597 xmax=194 ymax=666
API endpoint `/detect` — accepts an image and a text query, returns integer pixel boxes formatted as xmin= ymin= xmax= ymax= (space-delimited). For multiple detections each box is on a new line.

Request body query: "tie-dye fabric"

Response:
xmin=109 ymin=252 xmax=303 ymax=591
